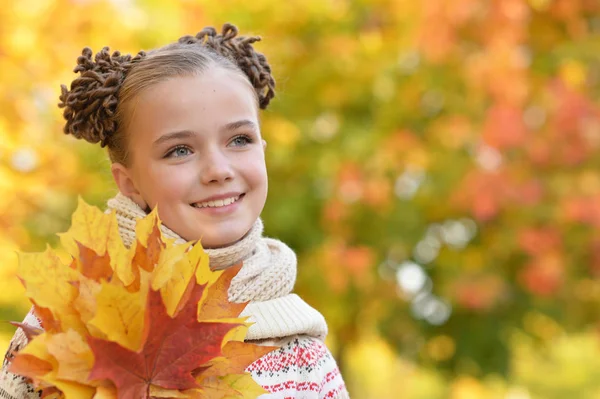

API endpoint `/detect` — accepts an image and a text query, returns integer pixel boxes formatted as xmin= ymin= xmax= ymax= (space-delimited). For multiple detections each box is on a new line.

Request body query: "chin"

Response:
xmin=198 ymin=231 xmax=245 ymax=249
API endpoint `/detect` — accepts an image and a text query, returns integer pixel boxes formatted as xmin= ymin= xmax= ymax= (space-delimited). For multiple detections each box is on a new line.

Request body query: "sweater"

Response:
xmin=0 ymin=193 xmax=349 ymax=399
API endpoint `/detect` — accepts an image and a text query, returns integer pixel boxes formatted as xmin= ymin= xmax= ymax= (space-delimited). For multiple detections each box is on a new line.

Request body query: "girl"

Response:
xmin=0 ymin=24 xmax=349 ymax=399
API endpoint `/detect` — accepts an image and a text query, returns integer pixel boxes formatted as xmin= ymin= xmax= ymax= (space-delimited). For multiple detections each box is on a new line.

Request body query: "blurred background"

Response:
xmin=2 ymin=0 xmax=600 ymax=397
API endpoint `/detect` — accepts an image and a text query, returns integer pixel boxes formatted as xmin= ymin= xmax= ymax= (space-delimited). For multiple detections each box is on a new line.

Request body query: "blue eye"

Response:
xmin=166 ymin=145 xmax=192 ymax=158
xmin=230 ymin=135 xmax=253 ymax=147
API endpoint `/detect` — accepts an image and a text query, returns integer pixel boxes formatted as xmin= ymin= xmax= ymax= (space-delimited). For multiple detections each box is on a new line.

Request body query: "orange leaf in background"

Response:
xmin=562 ymin=195 xmax=600 ymax=226
xmin=452 ymin=171 xmax=514 ymax=221
xmin=321 ymin=242 xmax=375 ymax=293
xmin=518 ymin=179 xmax=544 ymax=206
xmin=453 ymin=275 xmax=506 ymax=311
xmin=344 ymin=246 xmax=375 ymax=289
xmin=518 ymin=227 xmax=562 ymax=256
xmin=519 ymin=253 xmax=565 ymax=297
xmin=549 ymin=79 xmax=596 ymax=135
xmin=482 ymin=103 xmax=527 ymax=149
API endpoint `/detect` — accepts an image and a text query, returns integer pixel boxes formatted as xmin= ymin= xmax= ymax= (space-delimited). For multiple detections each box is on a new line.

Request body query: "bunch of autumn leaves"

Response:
xmin=8 ymin=199 xmax=274 ymax=399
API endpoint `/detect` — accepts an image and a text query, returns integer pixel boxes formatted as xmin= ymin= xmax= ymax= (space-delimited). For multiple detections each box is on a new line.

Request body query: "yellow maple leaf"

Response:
xmin=222 ymin=374 xmax=269 ymax=399
xmin=72 ymin=276 xmax=104 ymax=338
xmin=58 ymin=197 xmax=130 ymax=281
xmin=46 ymin=329 xmax=94 ymax=382
xmin=151 ymin=240 xmax=200 ymax=317
xmin=87 ymin=276 xmax=148 ymax=352
xmin=17 ymin=249 xmax=85 ymax=335
xmin=186 ymin=376 xmax=241 ymax=399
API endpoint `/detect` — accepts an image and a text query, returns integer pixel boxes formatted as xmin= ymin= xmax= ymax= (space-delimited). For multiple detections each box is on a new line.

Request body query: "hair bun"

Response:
xmin=59 ymin=47 xmax=146 ymax=146
xmin=179 ymin=24 xmax=276 ymax=109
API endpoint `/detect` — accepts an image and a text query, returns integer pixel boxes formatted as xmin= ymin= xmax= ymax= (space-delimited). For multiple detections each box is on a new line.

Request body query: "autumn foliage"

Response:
xmin=3 ymin=0 xmax=600 ymax=397
xmin=7 ymin=199 xmax=273 ymax=399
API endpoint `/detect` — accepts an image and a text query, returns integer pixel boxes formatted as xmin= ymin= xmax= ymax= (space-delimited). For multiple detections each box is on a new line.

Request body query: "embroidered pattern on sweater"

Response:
xmin=247 ymin=336 xmax=348 ymax=399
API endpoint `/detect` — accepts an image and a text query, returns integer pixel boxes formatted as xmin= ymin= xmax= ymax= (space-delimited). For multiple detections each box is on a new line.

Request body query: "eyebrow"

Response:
xmin=153 ymin=130 xmax=194 ymax=147
xmin=223 ymin=119 xmax=258 ymax=132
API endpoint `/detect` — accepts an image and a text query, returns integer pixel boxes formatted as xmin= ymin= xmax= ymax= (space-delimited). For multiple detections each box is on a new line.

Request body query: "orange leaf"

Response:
xmin=127 ymin=220 xmax=164 ymax=292
xmin=200 ymin=342 xmax=276 ymax=378
xmin=32 ymin=303 xmax=61 ymax=333
xmin=197 ymin=263 xmax=248 ymax=322
xmin=76 ymin=242 xmax=113 ymax=281
xmin=9 ymin=353 xmax=53 ymax=380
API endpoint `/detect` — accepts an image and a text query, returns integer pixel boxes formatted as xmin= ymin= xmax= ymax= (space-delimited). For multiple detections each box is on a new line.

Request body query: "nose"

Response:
xmin=200 ymin=147 xmax=234 ymax=184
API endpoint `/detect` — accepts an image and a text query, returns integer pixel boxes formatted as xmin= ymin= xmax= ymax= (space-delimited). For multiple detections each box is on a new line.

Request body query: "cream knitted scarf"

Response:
xmin=106 ymin=193 xmax=328 ymax=341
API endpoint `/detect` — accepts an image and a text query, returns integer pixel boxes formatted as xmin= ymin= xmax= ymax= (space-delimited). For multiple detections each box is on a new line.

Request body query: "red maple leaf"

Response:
xmin=87 ymin=276 xmax=241 ymax=399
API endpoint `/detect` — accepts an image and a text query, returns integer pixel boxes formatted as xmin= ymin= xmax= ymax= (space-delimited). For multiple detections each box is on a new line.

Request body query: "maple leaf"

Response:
xmin=9 ymin=332 xmax=96 ymax=399
xmin=87 ymin=277 xmax=242 ymax=399
xmin=203 ymin=341 xmax=276 ymax=377
xmin=197 ymin=263 xmax=248 ymax=322
xmin=76 ymin=243 xmax=113 ymax=281
xmin=45 ymin=329 xmax=95 ymax=382
xmin=191 ymin=342 xmax=274 ymax=399
xmin=151 ymin=240 xmax=201 ymax=317
xmin=127 ymin=213 xmax=165 ymax=291
xmin=11 ymin=199 xmax=274 ymax=399
xmin=17 ymin=249 xmax=85 ymax=335
xmin=59 ymin=198 xmax=130 ymax=280
xmin=87 ymin=277 xmax=148 ymax=352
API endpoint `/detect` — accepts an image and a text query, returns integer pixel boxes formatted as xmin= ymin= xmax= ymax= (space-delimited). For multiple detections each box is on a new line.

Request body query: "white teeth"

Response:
xmin=193 ymin=195 xmax=240 ymax=209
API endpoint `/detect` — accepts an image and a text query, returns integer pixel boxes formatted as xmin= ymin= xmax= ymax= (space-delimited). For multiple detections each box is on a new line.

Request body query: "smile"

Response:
xmin=191 ymin=194 xmax=243 ymax=209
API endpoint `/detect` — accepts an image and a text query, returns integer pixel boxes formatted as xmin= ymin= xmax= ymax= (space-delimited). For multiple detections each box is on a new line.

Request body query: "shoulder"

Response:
xmin=247 ymin=335 xmax=349 ymax=399
xmin=0 ymin=309 xmax=43 ymax=399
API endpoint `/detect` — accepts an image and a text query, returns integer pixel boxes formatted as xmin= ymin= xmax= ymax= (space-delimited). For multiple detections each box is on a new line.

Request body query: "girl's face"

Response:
xmin=111 ymin=67 xmax=268 ymax=248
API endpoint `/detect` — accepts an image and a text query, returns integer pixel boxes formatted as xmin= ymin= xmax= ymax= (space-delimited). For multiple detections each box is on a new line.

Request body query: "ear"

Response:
xmin=111 ymin=163 xmax=148 ymax=209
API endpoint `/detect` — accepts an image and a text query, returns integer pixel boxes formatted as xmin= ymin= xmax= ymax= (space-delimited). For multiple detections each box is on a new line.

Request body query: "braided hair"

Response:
xmin=59 ymin=23 xmax=276 ymax=165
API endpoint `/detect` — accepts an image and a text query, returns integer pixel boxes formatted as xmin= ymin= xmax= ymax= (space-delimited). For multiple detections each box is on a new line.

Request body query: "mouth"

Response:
xmin=191 ymin=193 xmax=245 ymax=209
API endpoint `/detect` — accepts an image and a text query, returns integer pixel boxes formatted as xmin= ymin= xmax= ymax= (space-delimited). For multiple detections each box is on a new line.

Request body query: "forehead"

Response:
xmin=127 ymin=67 xmax=258 ymax=142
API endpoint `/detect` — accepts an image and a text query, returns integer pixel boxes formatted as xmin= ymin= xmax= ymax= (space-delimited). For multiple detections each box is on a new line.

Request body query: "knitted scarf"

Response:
xmin=106 ymin=193 xmax=327 ymax=341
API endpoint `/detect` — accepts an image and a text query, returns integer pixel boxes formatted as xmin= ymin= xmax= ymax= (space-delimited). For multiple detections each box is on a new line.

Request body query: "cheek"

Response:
xmin=244 ymin=156 xmax=268 ymax=188
xmin=142 ymin=165 xmax=195 ymax=205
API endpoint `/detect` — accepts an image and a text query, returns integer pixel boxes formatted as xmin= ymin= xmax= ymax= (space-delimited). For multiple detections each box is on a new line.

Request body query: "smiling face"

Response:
xmin=111 ymin=67 xmax=268 ymax=248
